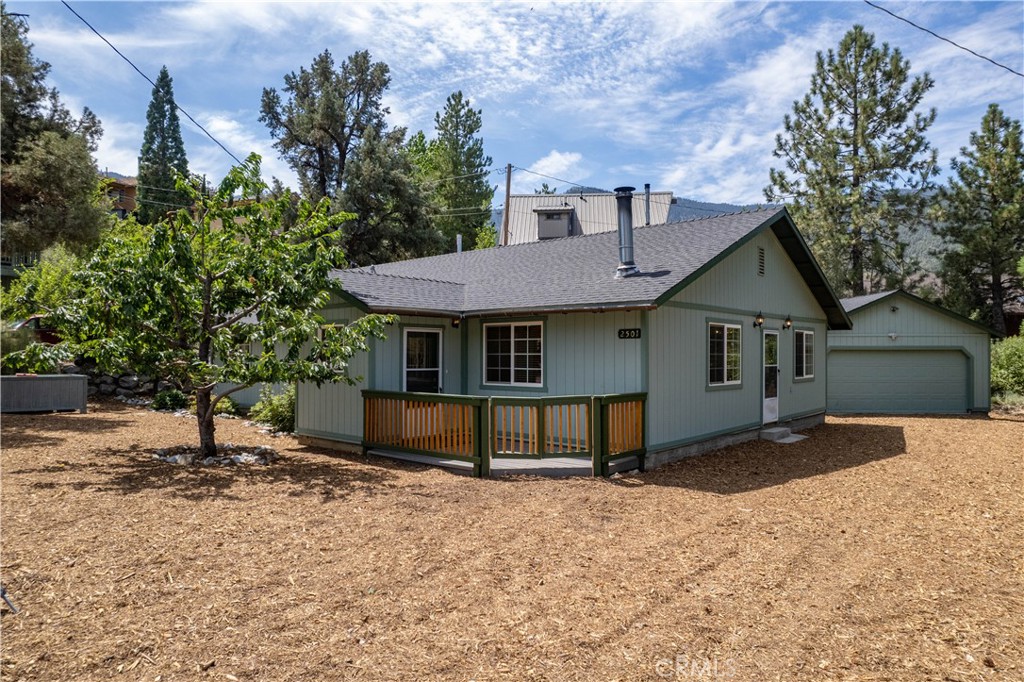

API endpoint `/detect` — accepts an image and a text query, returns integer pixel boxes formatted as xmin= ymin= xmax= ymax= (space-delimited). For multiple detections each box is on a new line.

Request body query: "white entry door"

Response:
xmin=763 ymin=330 xmax=779 ymax=424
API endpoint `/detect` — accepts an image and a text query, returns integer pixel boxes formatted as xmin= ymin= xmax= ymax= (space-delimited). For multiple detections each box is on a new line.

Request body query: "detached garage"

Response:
xmin=828 ymin=290 xmax=997 ymax=414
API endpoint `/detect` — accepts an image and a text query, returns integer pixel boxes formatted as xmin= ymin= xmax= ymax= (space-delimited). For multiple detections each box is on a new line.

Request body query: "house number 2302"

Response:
xmin=618 ymin=328 xmax=641 ymax=339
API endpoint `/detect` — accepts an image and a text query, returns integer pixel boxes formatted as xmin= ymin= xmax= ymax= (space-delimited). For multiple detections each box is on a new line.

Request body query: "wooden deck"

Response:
xmin=367 ymin=449 xmax=640 ymax=477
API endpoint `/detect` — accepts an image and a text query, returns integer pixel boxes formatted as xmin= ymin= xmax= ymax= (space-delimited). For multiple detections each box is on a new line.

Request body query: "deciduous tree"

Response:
xmin=59 ymin=155 xmax=391 ymax=459
xmin=137 ymin=66 xmax=190 ymax=224
xmin=934 ymin=104 xmax=1024 ymax=335
xmin=765 ymin=25 xmax=939 ymax=296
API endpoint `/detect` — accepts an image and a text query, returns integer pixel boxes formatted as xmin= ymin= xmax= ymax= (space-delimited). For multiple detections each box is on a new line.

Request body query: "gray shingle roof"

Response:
xmin=840 ymin=290 xmax=898 ymax=312
xmin=333 ymin=207 xmax=853 ymax=329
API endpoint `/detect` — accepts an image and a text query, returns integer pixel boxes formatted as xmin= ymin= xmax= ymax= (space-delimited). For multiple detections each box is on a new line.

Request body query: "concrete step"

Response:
xmin=759 ymin=426 xmax=792 ymax=441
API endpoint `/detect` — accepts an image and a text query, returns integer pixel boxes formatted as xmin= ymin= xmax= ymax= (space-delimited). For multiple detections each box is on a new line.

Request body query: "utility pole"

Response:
xmin=501 ymin=163 xmax=512 ymax=246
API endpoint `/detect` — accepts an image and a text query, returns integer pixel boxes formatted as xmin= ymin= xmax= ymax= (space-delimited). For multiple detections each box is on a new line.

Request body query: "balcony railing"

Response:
xmin=362 ymin=390 xmax=646 ymax=477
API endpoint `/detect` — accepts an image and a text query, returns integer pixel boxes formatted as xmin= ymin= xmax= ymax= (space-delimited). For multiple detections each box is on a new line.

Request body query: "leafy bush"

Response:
xmin=991 ymin=336 xmax=1024 ymax=396
xmin=0 ymin=244 xmax=84 ymax=322
xmin=152 ymin=388 xmax=188 ymax=411
xmin=249 ymin=384 xmax=296 ymax=433
xmin=0 ymin=338 xmax=72 ymax=375
xmin=186 ymin=395 xmax=238 ymax=416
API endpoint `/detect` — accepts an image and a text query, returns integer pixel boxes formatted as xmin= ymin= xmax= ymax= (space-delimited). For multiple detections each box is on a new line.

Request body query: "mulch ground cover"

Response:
xmin=1 ymin=400 xmax=1021 ymax=681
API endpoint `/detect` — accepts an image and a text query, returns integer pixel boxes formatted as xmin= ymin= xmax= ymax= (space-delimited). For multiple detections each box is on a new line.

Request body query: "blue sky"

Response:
xmin=9 ymin=1 xmax=1023 ymax=204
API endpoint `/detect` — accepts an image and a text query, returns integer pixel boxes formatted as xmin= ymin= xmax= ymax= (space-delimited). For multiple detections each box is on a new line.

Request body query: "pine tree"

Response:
xmin=337 ymin=127 xmax=442 ymax=266
xmin=765 ymin=25 xmax=939 ymax=296
xmin=260 ymin=50 xmax=389 ymax=202
xmin=934 ymin=104 xmax=1024 ymax=335
xmin=430 ymin=92 xmax=494 ymax=251
xmin=137 ymin=66 xmax=189 ymax=224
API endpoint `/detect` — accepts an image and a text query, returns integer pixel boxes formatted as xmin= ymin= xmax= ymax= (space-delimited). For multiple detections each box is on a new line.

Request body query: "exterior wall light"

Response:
xmin=451 ymin=318 xmax=461 ymax=329
xmin=753 ymin=311 xmax=765 ymax=328
xmin=783 ymin=315 xmax=793 ymax=330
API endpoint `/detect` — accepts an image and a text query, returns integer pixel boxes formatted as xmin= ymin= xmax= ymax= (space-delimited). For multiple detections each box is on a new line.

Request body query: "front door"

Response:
xmin=404 ymin=328 xmax=442 ymax=393
xmin=763 ymin=330 xmax=779 ymax=424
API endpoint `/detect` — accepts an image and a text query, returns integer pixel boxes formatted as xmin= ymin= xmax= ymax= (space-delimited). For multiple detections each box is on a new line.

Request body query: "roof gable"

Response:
xmin=333 ymin=207 xmax=852 ymax=329
xmin=840 ymin=290 xmax=1001 ymax=337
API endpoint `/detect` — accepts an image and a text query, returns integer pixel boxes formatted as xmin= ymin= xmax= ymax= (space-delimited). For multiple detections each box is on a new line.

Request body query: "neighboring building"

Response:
xmin=102 ymin=173 xmax=137 ymax=219
xmin=827 ymin=290 xmax=997 ymax=414
xmin=295 ymin=189 xmax=851 ymax=476
xmin=1 ymin=251 xmax=40 ymax=287
xmin=500 ymin=188 xmax=676 ymax=245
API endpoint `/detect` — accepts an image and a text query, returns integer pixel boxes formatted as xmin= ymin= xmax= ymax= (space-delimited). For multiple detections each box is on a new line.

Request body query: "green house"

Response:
xmin=296 ymin=193 xmax=852 ymax=476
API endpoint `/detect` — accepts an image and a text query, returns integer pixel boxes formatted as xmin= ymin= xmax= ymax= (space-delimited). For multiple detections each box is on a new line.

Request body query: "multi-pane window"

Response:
xmin=708 ymin=323 xmax=741 ymax=385
xmin=795 ymin=330 xmax=814 ymax=379
xmin=484 ymin=322 xmax=542 ymax=385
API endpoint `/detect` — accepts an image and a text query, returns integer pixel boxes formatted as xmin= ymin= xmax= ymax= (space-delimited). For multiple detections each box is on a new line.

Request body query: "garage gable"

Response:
xmin=828 ymin=290 xmax=996 ymax=414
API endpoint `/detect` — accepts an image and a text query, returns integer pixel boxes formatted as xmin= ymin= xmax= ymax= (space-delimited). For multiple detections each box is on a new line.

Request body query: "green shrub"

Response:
xmin=991 ymin=336 xmax=1024 ymax=396
xmin=249 ymin=384 xmax=296 ymax=433
xmin=0 ymin=338 xmax=72 ymax=375
xmin=186 ymin=395 xmax=238 ymax=416
xmin=152 ymin=388 xmax=188 ymax=410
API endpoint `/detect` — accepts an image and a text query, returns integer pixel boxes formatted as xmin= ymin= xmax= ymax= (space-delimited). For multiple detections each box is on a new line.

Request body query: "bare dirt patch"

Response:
xmin=2 ymin=402 xmax=1021 ymax=681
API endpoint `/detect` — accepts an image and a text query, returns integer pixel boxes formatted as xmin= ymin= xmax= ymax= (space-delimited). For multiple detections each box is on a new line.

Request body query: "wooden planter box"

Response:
xmin=0 ymin=375 xmax=87 ymax=414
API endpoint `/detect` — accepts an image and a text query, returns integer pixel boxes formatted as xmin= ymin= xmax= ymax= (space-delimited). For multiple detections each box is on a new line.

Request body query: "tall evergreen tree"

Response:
xmin=260 ymin=50 xmax=389 ymax=202
xmin=338 ymin=127 xmax=442 ymax=266
xmin=1 ymin=4 xmax=107 ymax=255
xmin=261 ymin=50 xmax=438 ymax=264
xmin=428 ymin=91 xmax=494 ymax=251
xmin=934 ymin=104 xmax=1024 ymax=335
xmin=137 ymin=66 xmax=190 ymax=224
xmin=765 ymin=25 xmax=939 ymax=296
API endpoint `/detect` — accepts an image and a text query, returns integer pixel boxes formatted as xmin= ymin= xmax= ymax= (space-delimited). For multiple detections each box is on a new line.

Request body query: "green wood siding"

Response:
xmin=295 ymin=304 xmax=371 ymax=442
xmin=827 ymin=293 xmax=991 ymax=412
xmin=647 ymin=230 xmax=829 ymax=449
xmin=463 ymin=310 xmax=645 ymax=397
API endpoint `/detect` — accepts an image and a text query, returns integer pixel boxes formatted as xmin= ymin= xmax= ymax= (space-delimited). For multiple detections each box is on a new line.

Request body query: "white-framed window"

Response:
xmin=317 ymin=322 xmax=343 ymax=341
xmin=484 ymin=321 xmax=543 ymax=386
xmin=404 ymin=328 xmax=442 ymax=393
xmin=795 ymin=330 xmax=814 ymax=379
xmin=708 ymin=322 xmax=741 ymax=386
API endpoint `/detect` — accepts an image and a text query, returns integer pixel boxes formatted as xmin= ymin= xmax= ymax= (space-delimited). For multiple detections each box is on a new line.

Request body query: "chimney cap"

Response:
xmin=614 ymin=186 xmax=636 ymax=195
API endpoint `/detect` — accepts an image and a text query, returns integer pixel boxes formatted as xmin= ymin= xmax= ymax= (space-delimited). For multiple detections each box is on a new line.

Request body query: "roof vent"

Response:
xmin=614 ymin=186 xmax=640 ymax=278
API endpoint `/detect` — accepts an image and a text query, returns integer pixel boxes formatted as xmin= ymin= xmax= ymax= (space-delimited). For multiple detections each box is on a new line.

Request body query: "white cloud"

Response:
xmin=513 ymin=150 xmax=587 ymax=193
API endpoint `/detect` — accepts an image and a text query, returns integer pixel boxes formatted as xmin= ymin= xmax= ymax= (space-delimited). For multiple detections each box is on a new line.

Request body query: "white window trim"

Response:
xmin=403 ymin=327 xmax=443 ymax=393
xmin=482 ymin=321 xmax=544 ymax=387
xmin=708 ymin=322 xmax=742 ymax=386
xmin=795 ymin=329 xmax=815 ymax=379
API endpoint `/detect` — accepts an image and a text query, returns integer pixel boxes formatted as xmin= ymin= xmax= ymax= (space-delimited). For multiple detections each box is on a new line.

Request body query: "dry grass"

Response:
xmin=1 ymin=401 xmax=1021 ymax=681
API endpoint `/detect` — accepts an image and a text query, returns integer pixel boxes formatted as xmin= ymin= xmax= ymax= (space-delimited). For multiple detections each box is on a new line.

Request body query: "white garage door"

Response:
xmin=828 ymin=350 xmax=969 ymax=414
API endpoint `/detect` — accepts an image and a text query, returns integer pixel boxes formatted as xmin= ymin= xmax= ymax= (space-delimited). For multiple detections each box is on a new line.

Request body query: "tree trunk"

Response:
xmin=196 ymin=390 xmax=218 ymax=459
xmin=990 ymin=267 xmax=1007 ymax=336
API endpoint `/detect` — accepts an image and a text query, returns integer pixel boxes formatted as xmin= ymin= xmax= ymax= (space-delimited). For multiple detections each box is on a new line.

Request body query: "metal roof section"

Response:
xmin=503 ymin=191 xmax=675 ymax=244
xmin=332 ymin=207 xmax=852 ymax=329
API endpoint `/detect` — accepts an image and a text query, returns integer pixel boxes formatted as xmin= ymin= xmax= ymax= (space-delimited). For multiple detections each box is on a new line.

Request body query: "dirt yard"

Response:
xmin=1 ymin=402 xmax=1021 ymax=681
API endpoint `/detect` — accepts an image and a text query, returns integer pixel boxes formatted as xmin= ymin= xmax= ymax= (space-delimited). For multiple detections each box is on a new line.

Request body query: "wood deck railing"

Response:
xmin=362 ymin=391 xmax=645 ymax=477
xmin=363 ymin=391 xmax=489 ymax=476
xmin=491 ymin=396 xmax=591 ymax=458
xmin=594 ymin=393 xmax=647 ymax=476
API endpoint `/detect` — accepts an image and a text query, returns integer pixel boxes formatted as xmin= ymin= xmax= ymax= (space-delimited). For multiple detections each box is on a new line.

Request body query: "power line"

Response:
xmin=863 ymin=0 xmax=1023 ymax=78
xmin=60 ymin=1 xmax=246 ymax=165
xmin=512 ymin=166 xmax=590 ymax=190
